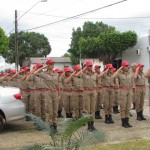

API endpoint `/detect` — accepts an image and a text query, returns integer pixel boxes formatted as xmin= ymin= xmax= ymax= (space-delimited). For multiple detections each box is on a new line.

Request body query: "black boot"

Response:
xmin=113 ymin=106 xmax=117 ymax=114
xmin=137 ymin=112 xmax=142 ymax=121
xmin=95 ymin=111 xmax=102 ymax=119
xmin=121 ymin=118 xmax=128 ymax=128
xmin=66 ymin=113 xmax=70 ymax=118
xmin=105 ymin=115 xmax=111 ymax=124
xmin=125 ymin=117 xmax=132 ymax=127
xmin=109 ymin=115 xmax=115 ymax=123
xmin=116 ymin=106 xmax=120 ymax=113
xmin=69 ymin=113 xmax=73 ymax=118
xmin=53 ymin=123 xmax=58 ymax=133
xmin=57 ymin=110 xmax=63 ymax=118
xmin=132 ymin=103 xmax=135 ymax=110
xmin=90 ymin=121 xmax=96 ymax=132
xmin=140 ymin=111 xmax=146 ymax=120
xmin=87 ymin=122 xmax=91 ymax=131
xmin=25 ymin=115 xmax=31 ymax=121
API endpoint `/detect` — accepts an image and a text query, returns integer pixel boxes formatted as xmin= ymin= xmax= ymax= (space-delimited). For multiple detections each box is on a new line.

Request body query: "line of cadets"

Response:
xmin=0 ymin=59 xmax=149 ymax=132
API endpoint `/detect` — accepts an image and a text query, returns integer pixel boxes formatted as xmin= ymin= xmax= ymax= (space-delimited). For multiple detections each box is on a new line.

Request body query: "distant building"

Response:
xmin=80 ymin=58 xmax=104 ymax=71
xmin=122 ymin=36 xmax=150 ymax=72
xmin=27 ymin=57 xmax=72 ymax=69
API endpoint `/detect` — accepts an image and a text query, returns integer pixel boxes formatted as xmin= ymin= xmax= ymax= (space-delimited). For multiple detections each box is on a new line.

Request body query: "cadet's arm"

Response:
xmin=10 ymin=72 xmax=19 ymax=80
xmin=22 ymin=71 xmax=31 ymax=80
xmin=33 ymin=66 xmax=47 ymax=75
xmin=65 ymin=71 xmax=76 ymax=84
xmin=75 ymin=66 xmax=87 ymax=77
xmin=1 ymin=73 xmax=10 ymax=80
xmin=134 ymin=67 xmax=139 ymax=79
xmin=98 ymin=69 xmax=108 ymax=78
xmin=112 ymin=66 xmax=123 ymax=78
xmin=144 ymin=68 xmax=150 ymax=78
xmin=26 ymin=67 xmax=37 ymax=81
xmin=60 ymin=71 xmax=65 ymax=80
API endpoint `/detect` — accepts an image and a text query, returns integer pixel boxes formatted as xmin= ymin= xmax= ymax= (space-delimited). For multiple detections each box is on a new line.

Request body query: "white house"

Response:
xmin=122 ymin=36 xmax=150 ymax=72
xmin=122 ymin=36 xmax=150 ymax=100
xmin=29 ymin=57 xmax=72 ymax=69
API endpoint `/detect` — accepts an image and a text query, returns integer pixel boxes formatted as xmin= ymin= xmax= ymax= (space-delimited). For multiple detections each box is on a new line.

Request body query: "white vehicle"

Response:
xmin=0 ymin=86 xmax=25 ymax=132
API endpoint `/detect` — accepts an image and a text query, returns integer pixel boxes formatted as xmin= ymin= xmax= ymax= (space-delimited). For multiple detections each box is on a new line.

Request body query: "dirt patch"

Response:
xmin=0 ymin=106 xmax=150 ymax=150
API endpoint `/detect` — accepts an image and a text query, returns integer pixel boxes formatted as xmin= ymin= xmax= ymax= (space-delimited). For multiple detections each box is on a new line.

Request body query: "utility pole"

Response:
xmin=15 ymin=10 xmax=19 ymax=71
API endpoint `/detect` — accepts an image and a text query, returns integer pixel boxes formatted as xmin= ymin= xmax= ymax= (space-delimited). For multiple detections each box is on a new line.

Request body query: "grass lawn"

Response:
xmin=90 ymin=140 xmax=150 ymax=150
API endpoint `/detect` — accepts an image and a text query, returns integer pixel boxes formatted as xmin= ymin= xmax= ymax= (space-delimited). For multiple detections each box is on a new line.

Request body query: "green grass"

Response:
xmin=90 ymin=140 xmax=150 ymax=150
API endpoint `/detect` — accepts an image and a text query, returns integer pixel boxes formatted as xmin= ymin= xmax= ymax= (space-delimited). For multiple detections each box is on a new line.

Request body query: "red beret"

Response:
xmin=74 ymin=65 xmax=81 ymax=71
xmin=2 ymin=72 xmax=9 ymax=76
xmin=137 ymin=63 xmax=144 ymax=68
xmin=10 ymin=69 xmax=16 ymax=74
xmin=106 ymin=64 xmax=113 ymax=69
xmin=121 ymin=61 xmax=129 ymax=67
xmin=36 ymin=62 xmax=43 ymax=67
xmin=64 ymin=67 xmax=70 ymax=72
xmin=86 ymin=60 xmax=93 ymax=67
xmin=94 ymin=65 xmax=101 ymax=69
xmin=55 ymin=68 xmax=62 ymax=73
xmin=46 ymin=59 xmax=54 ymax=65
xmin=24 ymin=67 xmax=30 ymax=71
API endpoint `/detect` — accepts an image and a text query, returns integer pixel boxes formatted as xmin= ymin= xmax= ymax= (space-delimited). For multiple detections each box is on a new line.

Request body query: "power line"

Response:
xmin=18 ymin=11 xmax=150 ymax=20
xmin=6 ymin=28 xmax=15 ymax=35
xmin=23 ymin=0 xmax=128 ymax=31
xmin=17 ymin=1 xmax=40 ymax=21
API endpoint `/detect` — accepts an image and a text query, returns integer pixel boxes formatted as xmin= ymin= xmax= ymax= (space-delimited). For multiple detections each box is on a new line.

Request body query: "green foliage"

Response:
xmin=68 ymin=21 xmax=115 ymax=65
xmin=79 ymin=30 xmax=137 ymax=64
xmin=22 ymin=114 xmax=106 ymax=150
xmin=0 ymin=27 xmax=9 ymax=56
xmin=68 ymin=21 xmax=138 ymax=64
xmin=62 ymin=53 xmax=71 ymax=57
xmin=7 ymin=31 xmax=51 ymax=66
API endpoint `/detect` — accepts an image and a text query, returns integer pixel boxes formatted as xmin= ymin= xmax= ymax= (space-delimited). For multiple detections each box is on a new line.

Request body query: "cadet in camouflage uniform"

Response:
xmin=112 ymin=68 xmax=120 ymax=114
xmin=65 ymin=65 xmax=84 ymax=119
xmin=76 ymin=60 xmax=98 ymax=132
xmin=131 ymin=63 xmax=137 ymax=110
xmin=26 ymin=63 xmax=44 ymax=118
xmin=34 ymin=59 xmax=59 ymax=132
xmin=134 ymin=64 xmax=146 ymax=121
xmin=94 ymin=65 xmax=103 ymax=119
xmin=100 ymin=64 xmax=115 ymax=124
xmin=62 ymin=67 xmax=73 ymax=118
xmin=55 ymin=68 xmax=64 ymax=118
xmin=113 ymin=61 xmax=132 ymax=128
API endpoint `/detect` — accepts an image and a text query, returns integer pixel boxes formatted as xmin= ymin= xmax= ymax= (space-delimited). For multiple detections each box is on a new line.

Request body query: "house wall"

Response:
xmin=122 ymin=36 xmax=150 ymax=72
xmin=30 ymin=62 xmax=72 ymax=70
xmin=122 ymin=36 xmax=150 ymax=100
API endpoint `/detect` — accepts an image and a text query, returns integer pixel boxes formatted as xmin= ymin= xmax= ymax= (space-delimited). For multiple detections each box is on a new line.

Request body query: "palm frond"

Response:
xmin=62 ymin=116 xmax=92 ymax=140
xmin=78 ymin=130 xmax=106 ymax=148
xmin=27 ymin=113 xmax=49 ymax=132
xmin=26 ymin=113 xmax=59 ymax=144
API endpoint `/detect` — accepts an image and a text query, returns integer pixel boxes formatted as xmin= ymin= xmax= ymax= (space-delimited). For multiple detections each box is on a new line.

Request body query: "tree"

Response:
xmin=8 ymin=31 xmax=51 ymax=67
xmin=68 ymin=21 xmax=137 ymax=65
xmin=68 ymin=21 xmax=115 ymax=65
xmin=0 ymin=27 xmax=9 ymax=57
xmin=62 ymin=53 xmax=71 ymax=57
xmin=79 ymin=30 xmax=137 ymax=64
